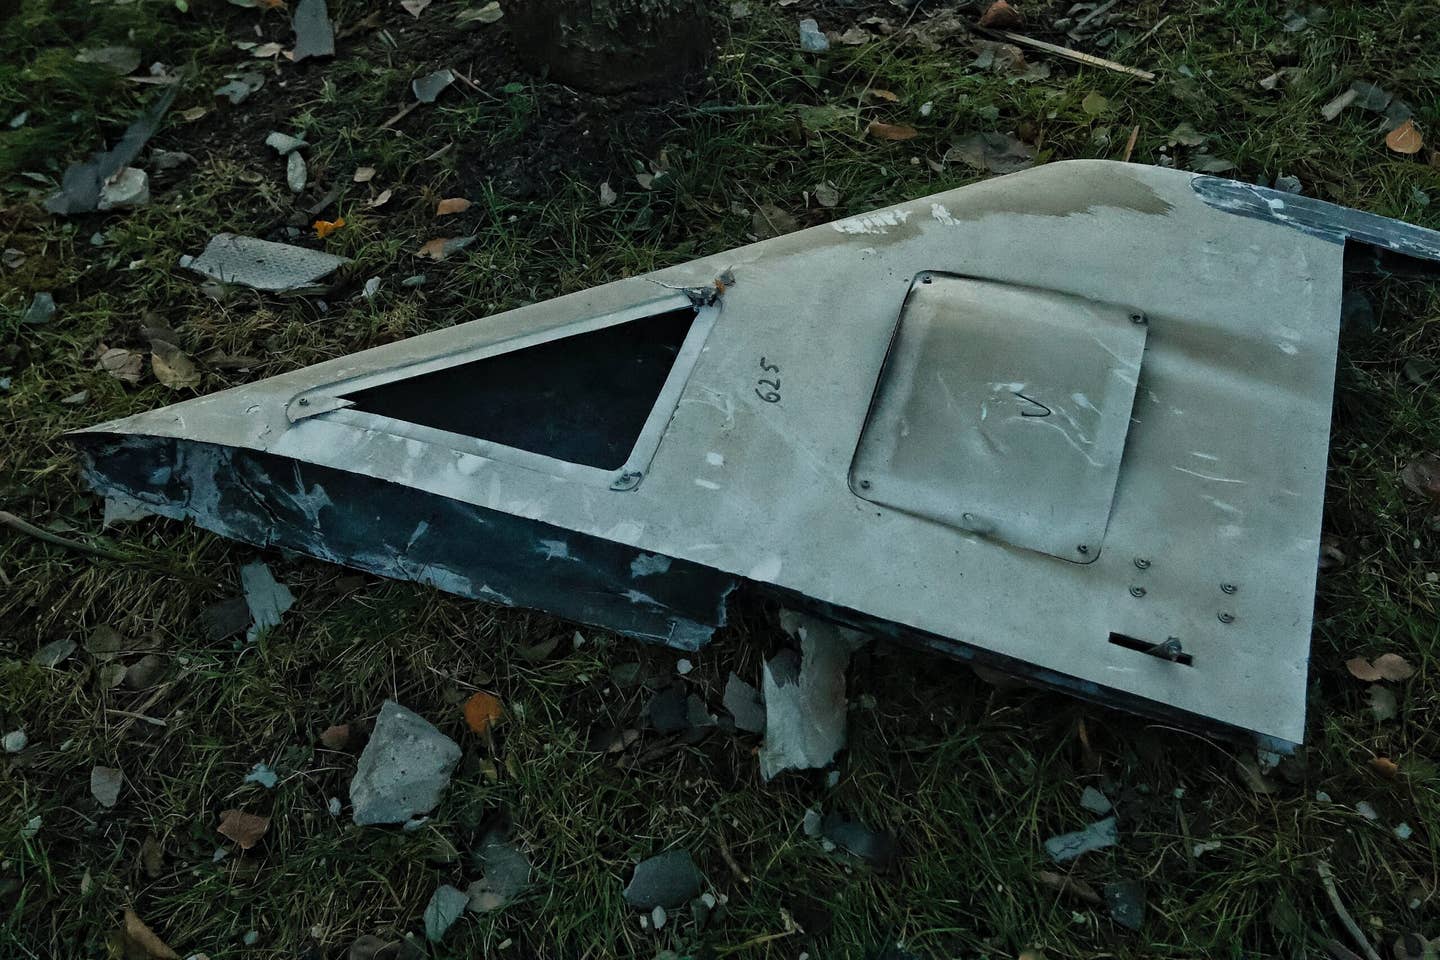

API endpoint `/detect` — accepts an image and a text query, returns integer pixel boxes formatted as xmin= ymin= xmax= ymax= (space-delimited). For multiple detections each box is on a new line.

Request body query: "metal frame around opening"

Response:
xmin=281 ymin=292 xmax=717 ymax=491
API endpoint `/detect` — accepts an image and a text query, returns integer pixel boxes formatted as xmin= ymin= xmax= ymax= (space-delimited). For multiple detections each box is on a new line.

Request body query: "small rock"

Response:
xmin=676 ymin=658 xmax=693 ymax=676
xmin=350 ymin=700 xmax=461 ymax=826
xmin=413 ymin=68 xmax=455 ymax=104
xmin=466 ymin=837 xmax=531 ymax=913
xmin=98 ymin=168 xmax=149 ymax=210
xmin=798 ymin=18 xmax=829 ymax=53
xmin=651 ymin=905 xmax=667 ymax=930
xmin=723 ymin=673 xmax=765 ymax=734
xmin=1104 ymin=880 xmax=1146 ymax=930
xmin=265 ymin=131 xmax=308 ymax=156
xmin=22 ymin=292 xmax=55 ymax=326
xmin=244 ymin=763 xmax=278 ymax=789
xmin=1079 ymin=785 xmax=1112 ymax=814
xmin=4 ymin=729 xmax=28 ymax=753
xmin=241 ymin=562 xmax=294 ymax=643
xmin=91 ymin=766 xmax=123 ymax=807
xmin=423 ymin=884 xmax=468 ymax=942
xmin=286 ymin=152 xmax=308 ymax=193
xmin=978 ymin=0 xmax=1023 ymax=29
xmin=124 ymin=653 xmax=165 ymax=689
xmin=623 ymin=850 xmax=702 ymax=910
xmin=1273 ymin=174 xmax=1303 ymax=194
xmin=1044 ymin=817 xmax=1118 ymax=862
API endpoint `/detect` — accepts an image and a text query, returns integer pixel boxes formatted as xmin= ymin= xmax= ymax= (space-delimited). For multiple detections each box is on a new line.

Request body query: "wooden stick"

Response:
xmin=1122 ymin=124 xmax=1140 ymax=162
xmin=985 ymin=29 xmax=1155 ymax=81
xmin=1316 ymin=862 xmax=1381 ymax=960
xmin=0 ymin=511 xmax=130 ymax=562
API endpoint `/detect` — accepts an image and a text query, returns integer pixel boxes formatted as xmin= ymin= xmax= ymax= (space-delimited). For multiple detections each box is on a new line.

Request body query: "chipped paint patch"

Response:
xmin=930 ymin=203 xmax=958 ymax=226
xmin=535 ymin=538 xmax=571 ymax=560
xmin=705 ymin=452 xmax=725 ymax=467
xmin=748 ymin=556 xmax=782 ymax=582
xmin=694 ymin=478 xmax=720 ymax=490
xmin=831 ymin=209 xmax=912 ymax=235
xmin=630 ymin=553 xmax=672 ymax=578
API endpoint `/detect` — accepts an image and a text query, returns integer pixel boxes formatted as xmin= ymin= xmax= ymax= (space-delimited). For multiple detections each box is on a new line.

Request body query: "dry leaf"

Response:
xmin=463 ymin=691 xmax=504 ymax=734
xmin=1347 ymin=653 xmax=1415 ymax=682
xmin=367 ymin=188 xmax=392 ymax=209
xmin=123 ymin=908 xmax=180 ymax=960
xmin=977 ymin=0 xmax=1023 ymax=29
xmin=319 ymin=723 xmax=352 ymax=750
xmin=436 ymin=197 xmax=471 ymax=216
xmin=867 ymin=119 xmax=918 ymax=141
xmin=100 ymin=346 xmax=144 ymax=384
xmin=417 ymin=236 xmax=475 ymax=260
xmin=178 ymin=106 xmax=208 ymax=122
xmin=1400 ymin=455 xmax=1440 ymax=503
xmin=868 ymin=88 xmax=899 ymax=102
xmin=150 ymin=341 xmax=199 ymax=390
xmin=401 ymin=0 xmax=431 ymax=16
xmin=353 ymin=166 xmax=376 ymax=183
xmin=313 ymin=217 xmax=345 ymax=238
xmin=216 ymin=809 xmax=270 ymax=849
xmin=1386 ymin=119 xmax=1423 ymax=155
xmin=517 ymin=635 xmax=560 ymax=662
xmin=139 ymin=834 xmax=164 ymax=878
xmin=1369 ymin=756 xmax=1400 ymax=780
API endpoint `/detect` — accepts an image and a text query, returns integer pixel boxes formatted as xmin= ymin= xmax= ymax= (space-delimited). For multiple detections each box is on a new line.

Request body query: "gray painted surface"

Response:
xmin=74 ymin=160 xmax=1428 ymax=746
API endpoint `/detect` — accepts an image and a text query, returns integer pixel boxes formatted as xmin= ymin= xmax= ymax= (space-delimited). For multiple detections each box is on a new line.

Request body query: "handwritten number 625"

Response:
xmin=755 ymin=357 xmax=781 ymax=403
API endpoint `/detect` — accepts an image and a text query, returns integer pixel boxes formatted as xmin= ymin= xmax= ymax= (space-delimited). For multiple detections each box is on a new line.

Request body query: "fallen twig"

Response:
xmin=715 ymin=830 xmax=750 ymax=884
xmin=984 ymin=29 xmax=1155 ymax=81
xmin=1122 ymin=124 xmax=1140 ymax=162
xmin=1 ymin=510 xmax=130 ymax=562
xmin=1316 ymin=861 xmax=1382 ymax=960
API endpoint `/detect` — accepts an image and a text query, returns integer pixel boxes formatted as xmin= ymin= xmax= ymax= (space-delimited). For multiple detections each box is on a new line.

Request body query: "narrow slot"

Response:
xmin=1108 ymin=631 xmax=1194 ymax=666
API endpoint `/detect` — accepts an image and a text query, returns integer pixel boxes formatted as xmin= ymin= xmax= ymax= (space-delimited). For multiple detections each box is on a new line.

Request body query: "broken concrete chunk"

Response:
xmin=1079 ymin=785 xmax=1112 ymax=814
xmin=90 ymin=765 xmax=123 ymax=807
xmin=723 ymin=673 xmax=765 ymax=734
xmin=286 ymin=152 xmax=308 ymax=194
xmin=798 ymin=18 xmax=829 ymax=52
xmin=412 ymin=68 xmax=454 ymax=104
xmin=1104 ymin=880 xmax=1146 ymax=930
xmin=758 ymin=611 xmax=869 ymax=781
xmin=45 ymin=84 xmax=176 ymax=216
xmin=22 ymin=292 xmax=55 ymax=326
xmin=422 ymin=883 xmax=468 ymax=942
xmin=466 ymin=838 xmax=531 ymax=913
xmin=623 ymin=850 xmax=701 ymax=910
xmin=350 ymin=700 xmax=461 ymax=826
xmin=184 ymin=234 xmax=349 ymax=292
xmin=291 ymin=0 xmax=336 ymax=62
xmin=241 ymin=561 xmax=294 ymax=642
xmin=1044 ymin=816 xmax=1118 ymax=862
xmin=265 ymin=132 xmax=308 ymax=156
xmin=97 ymin=167 xmax=149 ymax=210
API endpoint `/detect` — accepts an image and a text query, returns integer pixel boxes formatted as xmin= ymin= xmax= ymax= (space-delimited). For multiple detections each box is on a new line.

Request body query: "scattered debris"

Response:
xmin=98 ymin=167 xmax=149 ymax=210
xmin=1105 ymin=880 xmax=1146 ymax=930
xmin=417 ymin=236 xmax=475 ymax=260
xmin=821 ymin=812 xmax=898 ymax=870
xmin=244 ymin=763 xmax=279 ymax=788
xmin=353 ymin=166 xmax=376 ymax=183
xmin=319 ymin=723 xmax=352 ymax=750
xmin=1400 ymin=456 xmax=1440 ymax=503
xmin=150 ymin=149 xmax=194 ymax=172
xmin=123 ymin=907 xmax=180 ymax=960
xmin=981 ymin=29 xmax=1155 ymax=81
xmin=401 ymin=0 xmax=432 ymax=17
xmin=90 ymin=765 xmax=123 ymax=807
xmin=813 ymin=182 xmax=840 ymax=208
xmin=22 ymin=292 xmax=55 ymax=326
xmin=183 ymin=234 xmax=349 ymax=292
xmin=467 ymin=836 xmax=531 ymax=912
xmin=291 ymin=0 xmax=336 ymax=63
xmin=1345 ymin=653 xmax=1416 ymax=682
xmin=77 ymin=46 xmax=141 ymax=75
xmin=360 ymin=276 xmax=380 ymax=298
xmin=30 ymin=638 xmax=76 ymax=668
xmin=265 ymin=132 xmax=308 ymax=156
xmin=86 ymin=625 xmax=124 ymax=660
xmin=216 ymin=809 xmax=271 ymax=849
xmin=867 ymin=119 xmax=918 ymax=141
xmin=45 ymin=84 xmax=177 ymax=215
xmin=978 ymin=1 xmax=1023 ymax=29
xmin=436 ymin=197 xmax=471 ymax=216
xmin=723 ymin=673 xmax=765 ymax=733
xmin=367 ymin=189 xmax=393 ymax=209
xmin=3 ymin=729 xmax=27 ymax=753
xmin=598 ymin=181 xmax=617 ymax=206
xmin=215 ymin=73 xmax=265 ymax=105
xmin=99 ymin=347 xmax=144 ymax=384
xmin=1044 ymin=817 xmax=1118 ymax=862
xmin=241 ymin=561 xmax=295 ymax=642
xmin=462 ymin=691 xmax=503 ymax=734
xmin=623 ymin=850 xmax=702 ymax=910
xmin=350 ymin=700 xmax=461 ymax=826
xmin=1080 ymin=785 xmax=1112 ymax=814
xmin=423 ymin=884 xmax=468 ymax=942
xmin=412 ymin=69 xmax=455 ymax=104
xmin=1386 ymin=120 xmax=1424 ymax=155
xmin=758 ymin=611 xmax=869 ymax=781
xmin=945 ymin=132 xmax=1035 ymax=173
xmin=314 ymin=217 xmax=345 ymax=238
xmin=798 ymin=18 xmax=830 ymax=53
xmin=287 ymin=151 xmax=308 ymax=193
xmin=1036 ymin=869 xmax=1103 ymax=906
xmin=456 ymin=2 xmax=504 ymax=25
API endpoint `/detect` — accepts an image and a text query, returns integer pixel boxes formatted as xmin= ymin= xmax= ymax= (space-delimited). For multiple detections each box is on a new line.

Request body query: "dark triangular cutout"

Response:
xmin=342 ymin=307 xmax=696 ymax=470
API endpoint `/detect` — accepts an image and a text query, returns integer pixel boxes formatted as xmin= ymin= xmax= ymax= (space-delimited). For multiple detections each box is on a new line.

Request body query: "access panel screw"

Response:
xmin=1129 ymin=585 xmax=1146 ymax=598
xmin=1218 ymin=611 xmax=1236 ymax=624
xmin=1133 ymin=557 xmax=1151 ymax=569
xmin=1129 ymin=312 xmax=1148 ymax=325
xmin=1221 ymin=583 xmax=1238 ymax=595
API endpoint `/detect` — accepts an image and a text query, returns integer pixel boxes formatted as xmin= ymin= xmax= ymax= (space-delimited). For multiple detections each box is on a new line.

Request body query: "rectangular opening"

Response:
xmin=341 ymin=307 xmax=698 ymax=471
xmin=1108 ymin=632 xmax=1194 ymax=666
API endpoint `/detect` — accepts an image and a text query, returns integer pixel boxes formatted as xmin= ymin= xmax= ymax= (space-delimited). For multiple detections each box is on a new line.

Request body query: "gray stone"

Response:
xmin=22 ymin=292 xmax=55 ymax=326
xmin=291 ymin=0 xmax=335 ymax=63
xmin=350 ymin=700 xmax=461 ymax=826
xmin=799 ymin=18 xmax=829 ymax=53
xmin=623 ymin=850 xmax=701 ymax=910
xmin=286 ymin=152 xmax=308 ymax=194
xmin=1079 ymin=785 xmax=1112 ymax=814
xmin=466 ymin=838 xmax=530 ymax=913
xmin=90 ymin=766 xmax=122 ymax=807
xmin=265 ymin=132 xmax=308 ymax=156
xmin=1044 ymin=817 xmax=1118 ymax=862
xmin=723 ymin=673 xmax=765 ymax=734
xmin=422 ymin=883 xmax=468 ymax=942
xmin=412 ymin=69 xmax=454 ymax=104
xmin=97 ymin=167 xmax=149 ymax=210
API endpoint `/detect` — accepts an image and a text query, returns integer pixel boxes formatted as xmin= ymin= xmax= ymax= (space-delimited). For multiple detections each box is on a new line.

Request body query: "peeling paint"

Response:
xmin=630 ymin=553 xmax=672 ymax=578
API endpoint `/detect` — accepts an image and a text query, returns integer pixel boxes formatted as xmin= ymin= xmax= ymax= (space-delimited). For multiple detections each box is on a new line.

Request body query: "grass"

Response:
xmin=2 ymin=0 xmax=1439 ymax=957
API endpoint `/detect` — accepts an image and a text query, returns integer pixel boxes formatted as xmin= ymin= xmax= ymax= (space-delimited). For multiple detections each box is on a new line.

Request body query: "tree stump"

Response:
xmin=506 ymin=0 xmax=713 ymax=94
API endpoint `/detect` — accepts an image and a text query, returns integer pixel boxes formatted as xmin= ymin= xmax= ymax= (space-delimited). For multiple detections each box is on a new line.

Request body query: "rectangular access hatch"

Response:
xmin=849 ymin=273 xmax=1147 ymax=563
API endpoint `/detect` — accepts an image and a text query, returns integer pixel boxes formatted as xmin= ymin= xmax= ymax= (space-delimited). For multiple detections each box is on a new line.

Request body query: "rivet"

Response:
xmin=298 ymin=397 xmax=310 ymax=406
xmin=1220 ymin=583 xmax=1237 ymax=595
xmin=921 ymin=275 xmax=933 ymax=285
xmin=1218 ymin=611 xmax=1235 ymax=624
xmin=858 ymin=479 xmax=872 ymax=490
xmin=1129 ymin=312 xmax=1148 ymax=325
xmin=1129 ymin=585 xmax=1146 ymax=598
xmin=1077 ymin=544 xmax=1089 ymax=555
xmin=1133 ymin=557 xmax=1150 ymax=570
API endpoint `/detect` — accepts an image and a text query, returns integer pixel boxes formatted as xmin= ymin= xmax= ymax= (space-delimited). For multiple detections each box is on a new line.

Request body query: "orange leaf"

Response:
xmin=435 ymin=197 xmax=471 ymax=216
xmin=463 ymin=691 xmax=504 ymax=734
xmin=868 ymin=88 xmax=899 ymax=102
xmin=313 ymin=217 xmax=345 ymax=238
xmin=124 ymin=908 xmax=180 ymax=960
xmin=978 ymin=0 xmax=1023 ymax=29
xmin=1369 ymin=756 xmax=1400 ymax=780
xmin=319 ymin=723 xmax=352 ymax=750
xmin=1385 ymin=119 xmax=1423 ymax=155
xmin=216 ymin=809 xmax=270 ymax=849
xmin=867 ymin=119 xmax=918 ymax=141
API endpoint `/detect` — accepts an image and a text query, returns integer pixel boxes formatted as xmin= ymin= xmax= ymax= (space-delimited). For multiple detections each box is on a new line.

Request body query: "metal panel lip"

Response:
xmin=284 ymin=296 xmax=720 ymax=492
xmin=848 ymin=271 xmax=1148 ymax=563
